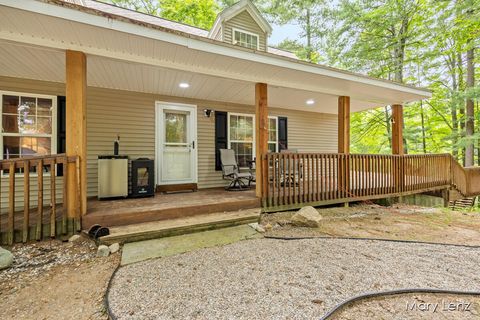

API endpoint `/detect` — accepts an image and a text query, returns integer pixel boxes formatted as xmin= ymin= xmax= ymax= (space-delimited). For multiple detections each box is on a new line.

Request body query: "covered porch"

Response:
xmin=1 ymin=0 xmax=469 ymax=245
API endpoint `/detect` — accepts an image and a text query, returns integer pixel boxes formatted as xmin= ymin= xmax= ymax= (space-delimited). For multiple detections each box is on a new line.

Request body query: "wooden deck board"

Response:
xmin=97 ymin=208 xmax=261 ymax=245
xmin=83 ymin=188 xmax=260 ymax=228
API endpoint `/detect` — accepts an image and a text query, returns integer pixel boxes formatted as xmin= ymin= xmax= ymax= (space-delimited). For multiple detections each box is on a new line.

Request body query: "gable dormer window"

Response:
xmin=232 ymin=28 xmax=259 ymax=50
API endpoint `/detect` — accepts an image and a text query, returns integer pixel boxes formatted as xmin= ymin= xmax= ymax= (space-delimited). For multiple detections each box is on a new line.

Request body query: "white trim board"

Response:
xmin=232 ymin=27 xmax=260 ymax=50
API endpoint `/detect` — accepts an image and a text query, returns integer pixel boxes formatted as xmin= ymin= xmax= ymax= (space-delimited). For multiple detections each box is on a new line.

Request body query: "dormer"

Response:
xmin=208 ymin=0 xmax=272 ymax=52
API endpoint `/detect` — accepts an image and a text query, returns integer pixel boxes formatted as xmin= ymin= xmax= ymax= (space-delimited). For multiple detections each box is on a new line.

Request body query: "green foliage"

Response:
xmin=259 ymin=0 xmax=329 ymax=62
xmin=159 ymin=0 xmax=219 ymax=29
xmin=102 ymin=0 xmax=161 ymax=15
xmin=100 ymin=0 xmax=220 ymax=29
xmin=275 ymin=39 xmax=320 ymax=63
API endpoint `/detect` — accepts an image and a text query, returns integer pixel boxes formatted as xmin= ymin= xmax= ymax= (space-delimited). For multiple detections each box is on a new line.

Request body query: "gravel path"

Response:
xmin=108 ymin=238 xmax=480 ymax=319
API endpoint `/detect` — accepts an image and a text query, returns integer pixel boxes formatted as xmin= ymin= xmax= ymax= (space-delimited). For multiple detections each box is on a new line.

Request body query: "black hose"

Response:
xmin=104 ymin=263 xmax=121 ymax=320
xmin=264 ymin=234 xmax=480 ymax=249
xmin=320 ymin=288 xmax=480 ymax=320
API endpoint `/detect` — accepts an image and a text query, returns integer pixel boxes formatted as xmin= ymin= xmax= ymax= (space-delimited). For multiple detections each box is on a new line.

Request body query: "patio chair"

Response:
xmin=220 ymin=149 xmax=254 ymax=191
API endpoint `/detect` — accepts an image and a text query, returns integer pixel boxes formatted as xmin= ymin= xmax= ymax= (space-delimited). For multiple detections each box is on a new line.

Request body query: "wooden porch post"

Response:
xmin=66 ymin=50 xmax=87 ymax=218
xmin=255 ymin=83 xmax=268 ymax=198
xmin=391 ymin=104 xmax=404 ymax=155
xmin=338 ymin=96 xmax=350 ymax=205
xmin=392 ymin=104 xmax=404 ymax=198
xmin=338 ymin=96 xmax=350 ymax=154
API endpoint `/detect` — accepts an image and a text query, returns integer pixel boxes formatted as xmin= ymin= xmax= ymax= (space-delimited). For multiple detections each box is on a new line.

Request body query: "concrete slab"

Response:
xmin=121 ymin=225 xmax=262 ymax=265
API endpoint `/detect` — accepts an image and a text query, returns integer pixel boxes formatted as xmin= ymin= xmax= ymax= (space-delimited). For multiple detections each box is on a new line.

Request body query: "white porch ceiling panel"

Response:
xmin=0 ymin=41 xmax=348 ymax=113
xmin=0 ymin=2 xmax=431 ymax=113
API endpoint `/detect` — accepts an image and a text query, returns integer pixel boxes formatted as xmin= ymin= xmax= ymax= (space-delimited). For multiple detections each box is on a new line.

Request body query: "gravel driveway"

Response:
xmin=108 ymin=238 xmax=480 ymax=319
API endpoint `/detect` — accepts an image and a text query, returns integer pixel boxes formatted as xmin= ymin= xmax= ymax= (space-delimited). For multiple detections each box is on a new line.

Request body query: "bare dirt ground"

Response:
xmin=261 ymin=203 xmax=480 ymax=246
xmin=0 ymin=237 xmax=119 ymax=320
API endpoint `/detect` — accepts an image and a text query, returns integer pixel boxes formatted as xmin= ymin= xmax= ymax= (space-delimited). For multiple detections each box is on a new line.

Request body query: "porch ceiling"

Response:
xmin=0 ymin=1 xmax=432 ymax=113
xmin=0 ymin=41 xmax=362 ymax=113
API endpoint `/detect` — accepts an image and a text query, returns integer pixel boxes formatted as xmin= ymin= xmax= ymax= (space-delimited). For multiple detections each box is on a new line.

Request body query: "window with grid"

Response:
xmin=1 ymin=92 xmax=56 ymax=163
xmin=227 ymin=114 xmax=279 ymax=167
xmin=228 ymin=114 xmax=254 ymax=168
xmin=233 ymin=29 xmax=259 ymax=50
xmin=268 ymin=117 xmax=278 ymax=153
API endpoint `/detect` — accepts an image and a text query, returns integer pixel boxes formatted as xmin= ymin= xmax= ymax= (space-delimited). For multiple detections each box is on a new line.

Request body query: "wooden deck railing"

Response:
xmin=261 ymin=152 xmax=477 ymax=211
xmin=451 ymin=159 xmax=480 ymax=197
xmin=0 ymin=154 xmax=81 ymax=245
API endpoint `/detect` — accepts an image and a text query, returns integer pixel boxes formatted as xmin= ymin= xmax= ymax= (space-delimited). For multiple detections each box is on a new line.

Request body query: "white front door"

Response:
xmin=156 ymin=102 xmax=197 ymax=185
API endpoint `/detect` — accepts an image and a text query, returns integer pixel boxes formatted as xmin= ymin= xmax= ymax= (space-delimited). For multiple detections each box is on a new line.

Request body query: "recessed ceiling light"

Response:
xmin=306 ymin=99 xmax=315 ymax=105
xmin=179 ymin=82 xmax=190 ymax=88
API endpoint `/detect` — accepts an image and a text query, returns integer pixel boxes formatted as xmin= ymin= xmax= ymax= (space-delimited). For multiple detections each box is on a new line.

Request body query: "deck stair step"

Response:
xmin=90 ymin=208 xmax=261 ymax=245
xmin=449 ymin=197 xmax=477 ymax=211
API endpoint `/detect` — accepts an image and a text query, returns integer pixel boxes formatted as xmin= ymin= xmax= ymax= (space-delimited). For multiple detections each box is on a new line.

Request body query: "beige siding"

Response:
xmin=1 ymin=76 xmax=338 ymax=203
xmin=86 ymin=87 xmax=156 ymax=196
xmin=223 ymin=10 xmax=267 ymax=51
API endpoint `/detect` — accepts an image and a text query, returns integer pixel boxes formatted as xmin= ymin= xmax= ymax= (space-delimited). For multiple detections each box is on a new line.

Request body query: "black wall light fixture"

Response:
xmin=204 ymin=109 xmax=214 ymax=117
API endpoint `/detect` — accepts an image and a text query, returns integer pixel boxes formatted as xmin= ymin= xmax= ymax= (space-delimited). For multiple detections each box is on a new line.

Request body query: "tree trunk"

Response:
xmin=306 ymin=8 xmax=312 ymax=62
xmin=477 ymin=100 xmax=480 ymax=165
xmin=385 ymin=106 xmax=392 ymax=149
xmin=457 ymin=52 xmax=466 ymax=165
xmin=393 ymin=19 xmax=409 ymax=154
xmin=420 ymin=101 xmax=427 ymax=153
xmin=450 ymin=55 xmax=459 ymax=160
xmin=465 ymin=46 xmax=475 ymax=166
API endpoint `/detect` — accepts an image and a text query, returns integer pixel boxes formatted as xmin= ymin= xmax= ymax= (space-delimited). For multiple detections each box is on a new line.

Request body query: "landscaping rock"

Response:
xmin=97 ymin=245 xmax=110 ymax=257
xmin=0 ymin=247 xmax=14 ymax=270
xmin=68 ymin=234 xmax=82 ymax=243
xmin=290 ymin=206 xmax=323 ymax=227
xmin=109 ymin=243 xmax=120 ymax=254
xmin=248 ymin=223 xmax=265 ymax=233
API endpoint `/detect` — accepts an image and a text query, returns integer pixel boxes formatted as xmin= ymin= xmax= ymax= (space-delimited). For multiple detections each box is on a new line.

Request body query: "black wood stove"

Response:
xmin=130 ymin=158 xmax=155 ymax=197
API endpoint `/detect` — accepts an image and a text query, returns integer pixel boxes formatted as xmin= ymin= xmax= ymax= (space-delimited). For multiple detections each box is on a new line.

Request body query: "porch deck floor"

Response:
xmin=83 ymin=188 xmax=260 ymax=228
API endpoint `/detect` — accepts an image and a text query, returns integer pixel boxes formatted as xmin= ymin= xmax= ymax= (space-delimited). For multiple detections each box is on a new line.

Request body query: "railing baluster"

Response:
xmin=292 ymin=153 xmax=297 ymax=205
xmin=287 ymin=153 xmax=291 ymax=205
xmin=36 ymin=160 xmax=43 ymax=240
xmin=62 ymin=157 xmax=68 ymax=234
xmin=23 ymin=160 xmax=30 ymax=243
xmin=8 ymin=162 xmax=15 ymax=245
xmin=305 ymin=154 xmax=311 ymax=202
xmin=50 ymin=160 xmax=56 ymax=238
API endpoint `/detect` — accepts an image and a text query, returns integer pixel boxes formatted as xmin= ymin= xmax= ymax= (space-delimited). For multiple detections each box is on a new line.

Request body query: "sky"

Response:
xmin=269 ymin=23 xmax=303 ymax=46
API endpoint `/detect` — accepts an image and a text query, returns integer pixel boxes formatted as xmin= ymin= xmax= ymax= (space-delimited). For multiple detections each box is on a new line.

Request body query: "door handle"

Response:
xmin=192 ymin=141 xmax=195 ymax=149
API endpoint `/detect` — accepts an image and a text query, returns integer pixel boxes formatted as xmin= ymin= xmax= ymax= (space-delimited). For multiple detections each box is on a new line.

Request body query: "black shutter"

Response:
xmin=57 ymin=96 xmax=66 ymax=176
xmin=215 ymin=111 xmax=228 ymax=171
xmin=278 ymin=116 xmax=288 ymax=151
